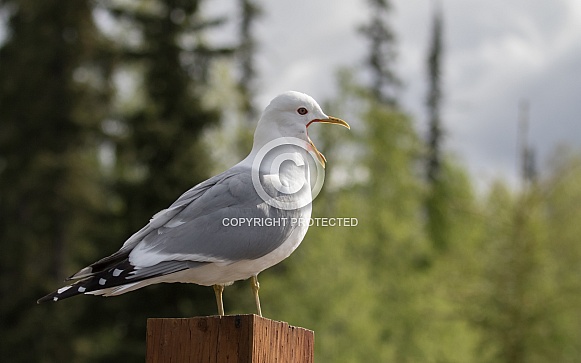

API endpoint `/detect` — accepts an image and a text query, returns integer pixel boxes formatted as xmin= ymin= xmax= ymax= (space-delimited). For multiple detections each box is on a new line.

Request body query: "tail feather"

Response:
xmin=66 ymin=249 xmax=131 ymax=281
xmin=38 ymin=260 xmax=202 ymax=303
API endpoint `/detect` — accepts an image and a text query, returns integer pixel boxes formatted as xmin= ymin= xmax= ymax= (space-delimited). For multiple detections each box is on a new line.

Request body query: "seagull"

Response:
xmin=38 ymin=91 xmax=350 ymax=316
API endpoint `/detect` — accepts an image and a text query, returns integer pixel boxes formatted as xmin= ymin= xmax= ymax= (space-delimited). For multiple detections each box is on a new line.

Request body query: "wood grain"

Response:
xmin=146 ymin=315 xmax=314 ymax=363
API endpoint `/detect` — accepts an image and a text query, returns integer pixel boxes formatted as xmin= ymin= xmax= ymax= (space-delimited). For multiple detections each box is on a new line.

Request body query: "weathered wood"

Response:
xmin=146 ymin=314 xmax=314 ymax=363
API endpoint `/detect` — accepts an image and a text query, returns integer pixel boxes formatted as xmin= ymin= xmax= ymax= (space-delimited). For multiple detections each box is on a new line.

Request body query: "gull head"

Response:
xmin=252 ymin=91 xmax=350 ymax=167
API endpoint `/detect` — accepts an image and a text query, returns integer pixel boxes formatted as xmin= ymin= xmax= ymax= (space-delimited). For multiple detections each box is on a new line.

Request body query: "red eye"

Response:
xmin=297 ymin=107 xmax=308 ymax=115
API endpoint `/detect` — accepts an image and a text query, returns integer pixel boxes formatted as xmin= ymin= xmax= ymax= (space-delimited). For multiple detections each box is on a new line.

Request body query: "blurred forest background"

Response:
xmin=1 ymin=0 xmax=580 ymax=362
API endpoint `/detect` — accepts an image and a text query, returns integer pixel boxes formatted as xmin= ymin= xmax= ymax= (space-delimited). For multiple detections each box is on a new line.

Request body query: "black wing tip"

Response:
xmin=36 ymin=262 xmax=136 ymax=305
xmin=37 ymin=291 xmax=63 ymax=304
xmin=37 ymin=280 xmax=91 ymax=304
xmin=38 ymin=259 xmax=134 ymax=304
xmin=37 ymin=283 xmax=97 ymax=304
xmin=65 ymin=266 xmax=94 ymax=281
xmin=37 ymin=295 xmax=53 ymax=304
xmin=37 ymin=260 xmax=190 ymax=305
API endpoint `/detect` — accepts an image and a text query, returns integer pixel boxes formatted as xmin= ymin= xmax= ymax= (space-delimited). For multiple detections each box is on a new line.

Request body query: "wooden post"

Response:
xmin=146 ymin=314 xmax=314 ymax=363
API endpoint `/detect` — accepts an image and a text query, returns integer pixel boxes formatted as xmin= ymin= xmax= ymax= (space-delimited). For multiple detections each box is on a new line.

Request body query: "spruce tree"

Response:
xmin=237 ymin=0 xmax=261 ymax=122
xmin=0 ymin=0 xmax=112 ymax=361
xmin=76 ymin=1 xmax=235 ymax=360
xmin=426 ymin=5 xmax=444 ymax=184
xmin=425 ymin=5 xmax=450 ymax=251
xmin=463 ymin=152 xmax=581 ymax=363
xmin=359 ymin=0 xmax=399 ymax=106
xmin=0 ymin=0 xmax=235 ymax=361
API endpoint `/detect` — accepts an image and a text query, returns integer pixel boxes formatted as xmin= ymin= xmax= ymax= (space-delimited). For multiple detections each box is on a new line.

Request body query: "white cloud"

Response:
xmin=205 ymin=0 xmax=581 ymax=187
xmin=390 ymin=0 xmax=581 ymax=186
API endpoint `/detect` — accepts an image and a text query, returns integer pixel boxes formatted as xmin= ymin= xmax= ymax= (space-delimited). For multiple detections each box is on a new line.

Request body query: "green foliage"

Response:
xmin=448 ymin=151 xmax=581 ymax=363
xmin=248 ymin=79 xmax=581 ymax=363
xmin=0 ymin=0 xmax=231 ymax=361
xmin=0 ymin=0 xmax=111 ymax=361
xmin=72 ymin=0 xmax=234 ymax=361
xmin=254 ymin=87 xmax=431 ymax=362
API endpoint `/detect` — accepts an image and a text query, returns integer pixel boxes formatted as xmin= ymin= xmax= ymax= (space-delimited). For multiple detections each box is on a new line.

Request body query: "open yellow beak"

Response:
xmin=306 ymin=116 xmax=350 ymax=168
xmin=311 ymin=116 xmax=351 ymax=129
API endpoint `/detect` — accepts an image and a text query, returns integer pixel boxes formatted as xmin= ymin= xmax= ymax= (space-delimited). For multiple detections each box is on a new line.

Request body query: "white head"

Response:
xmin=251 ymin=91 xmax=349 ymax=167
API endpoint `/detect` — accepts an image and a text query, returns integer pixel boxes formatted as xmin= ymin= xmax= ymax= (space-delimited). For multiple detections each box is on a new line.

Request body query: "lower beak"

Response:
xmin=307 ymin=136 xmax=327 ymax=167
xmin=306 ymin=116 xmax=350 ymax=168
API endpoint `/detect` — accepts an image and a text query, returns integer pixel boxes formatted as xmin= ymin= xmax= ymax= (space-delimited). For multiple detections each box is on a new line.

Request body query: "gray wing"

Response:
xmin=68 ymin=169 xmax=227 ymax=279
xmin=128 ymin=167 xmax=303 ymax=267
xmin=71 ymin=165 xmax=302 ymax=279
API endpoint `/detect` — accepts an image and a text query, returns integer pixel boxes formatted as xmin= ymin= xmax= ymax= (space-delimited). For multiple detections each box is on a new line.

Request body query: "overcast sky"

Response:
xmin=3 ymin=1 xmax=578 ymax=188
xmin=209 ymin=0 xmax=581 ymax=188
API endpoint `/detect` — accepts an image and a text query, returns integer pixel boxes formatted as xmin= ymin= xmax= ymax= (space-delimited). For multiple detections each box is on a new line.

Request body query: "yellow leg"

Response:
xmin=213 ymin=284 xmax=225 ymax=316
xmin=251 ymin=275 xmax=262 ymax=317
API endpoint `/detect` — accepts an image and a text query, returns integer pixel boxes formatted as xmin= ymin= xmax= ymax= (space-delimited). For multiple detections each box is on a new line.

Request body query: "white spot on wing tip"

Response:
xmin=113 ymin=269 xmax=123 ymax=277
xmin=99 ymin=278 xmax=107 ymax=286
xmin=78 ymin=286 xmax=86 ymax=293
xmin=53 ymin=297 xmax=58 ymax=302
xmin=57 ymin=286 xmax=72 ymax=294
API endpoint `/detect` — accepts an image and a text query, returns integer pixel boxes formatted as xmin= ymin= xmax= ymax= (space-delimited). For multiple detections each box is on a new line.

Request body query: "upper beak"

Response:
xmin=306 ymin=116 xmax=350 ymax=168
xmin=309 ymin=116 xmax=351 ymax=130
